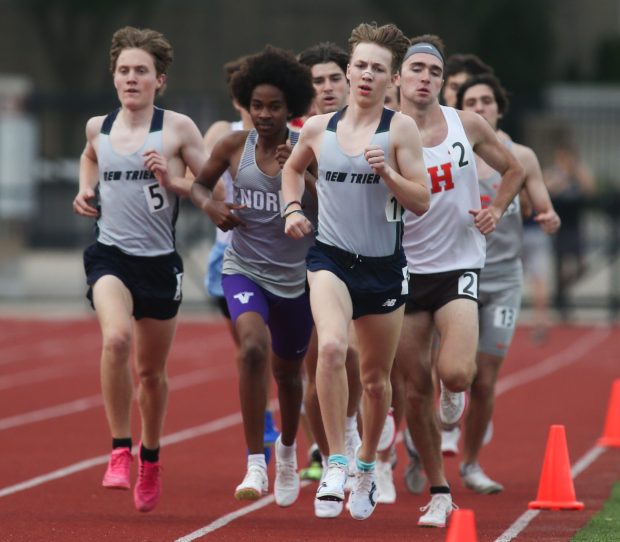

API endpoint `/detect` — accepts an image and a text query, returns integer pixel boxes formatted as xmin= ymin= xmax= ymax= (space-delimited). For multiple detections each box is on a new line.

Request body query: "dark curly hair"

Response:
xmin=456 ymin=73 xmax=510 ymax=117
xmin=298 ymin=42 xmax=349 ymax=75
xmin=231 ymin=46 xmax=315 ymax=119
xmin=444 ymin=53 xmax=493 ymax=81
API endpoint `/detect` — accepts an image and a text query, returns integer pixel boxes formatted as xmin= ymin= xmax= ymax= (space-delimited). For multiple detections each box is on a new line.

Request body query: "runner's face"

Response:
xmin=461 ymin=83 xmax=500 ymax=129
xmin=113 ymin=48 xmax=163 ymax=110
xmin=442 ymin=71 xmax=469 ymax=107
xmin=249 ymin=84 xmax=289 ymax=138
xmin=399 ymin=53 xmax=444 ymax=107
xmin=311 ymin=62 xmax=348 ymax=114
xmin=347 ymin=42 xmax=393 ymax=106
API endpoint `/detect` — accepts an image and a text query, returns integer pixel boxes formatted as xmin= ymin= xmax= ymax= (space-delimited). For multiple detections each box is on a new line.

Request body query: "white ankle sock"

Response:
xmin=247 ymin=454 xmax=267 ymax=470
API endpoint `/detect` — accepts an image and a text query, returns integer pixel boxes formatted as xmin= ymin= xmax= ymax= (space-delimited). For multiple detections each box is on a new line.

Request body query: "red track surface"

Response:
xmin=1 ymin=316 xmax=619 ymax=541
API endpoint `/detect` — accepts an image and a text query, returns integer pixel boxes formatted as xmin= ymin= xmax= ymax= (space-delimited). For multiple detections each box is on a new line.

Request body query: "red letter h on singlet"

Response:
xmin=428 ymin=163 xmax=454 ymax=193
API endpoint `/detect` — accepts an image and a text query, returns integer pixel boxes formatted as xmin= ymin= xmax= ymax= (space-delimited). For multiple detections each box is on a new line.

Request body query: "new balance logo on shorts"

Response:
xmin=234 ymin=292 xmax=254 ymax=304
xmin=382 ymin=298 xmax=397 ymax=307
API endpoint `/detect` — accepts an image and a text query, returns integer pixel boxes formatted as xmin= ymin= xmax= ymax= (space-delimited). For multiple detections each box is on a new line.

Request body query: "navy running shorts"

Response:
xmin=307 ymin=241 xmax=408 ymax=320
xmin=84 ymin=242 xmax=184 ymax=320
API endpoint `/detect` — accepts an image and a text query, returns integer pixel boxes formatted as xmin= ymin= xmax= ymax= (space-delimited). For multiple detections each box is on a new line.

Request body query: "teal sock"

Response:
xmin=328 ymin=454 xmax=348 ymax=467
xmin=356 ymin=457 xmax=376 ymax=472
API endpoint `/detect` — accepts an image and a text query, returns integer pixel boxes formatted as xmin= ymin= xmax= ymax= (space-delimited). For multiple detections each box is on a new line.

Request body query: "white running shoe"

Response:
xmin=375 ymin=460 xmax=396 ymax=504
xmin=439 ymin=381 xmax=466 ymax=425
xmin=345 ymin=426 xmax=361 ymax=491
xmin=315 ymin=464 xmax=347 ymax=518
xmin=348 ymin=470 xmax=379 ymax=520
xmin=482 ymin=420 xmax=494 ymax=446
xmin=417 ymin=493 xmax=457 ymax=528
xmin=316 ymin=463 xmax=347 ymax=501
xmin=314 ymin=497 xmax=344 ymax=518
xmin=234 ymin=465 xmax=268 ymax=501
xmin=403 ymin=428 xmax=426 ymax=494
xmin=441 ymin=426 xmax=461 ymax=457
xmin=377 ymin=407 xmax=396 ymax=452
xmin=274 ymin=437 xmax=300 ymax=507
xmin=460 ymin=462 xmax=504 ymax=494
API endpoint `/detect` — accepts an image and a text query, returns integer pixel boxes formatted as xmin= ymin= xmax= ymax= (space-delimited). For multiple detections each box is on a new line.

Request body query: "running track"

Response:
xmin=1 ymin=315 xmax=619 ymax=541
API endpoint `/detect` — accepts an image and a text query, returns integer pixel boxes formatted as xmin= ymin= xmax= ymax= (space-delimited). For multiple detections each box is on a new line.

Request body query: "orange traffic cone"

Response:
xmin=445 ymin=509 xmax=478 ymax=542
xmin=528 ymin=424 xmax=584 ymax=510
xmin=598 ymin=379 xmax=620 ymax=447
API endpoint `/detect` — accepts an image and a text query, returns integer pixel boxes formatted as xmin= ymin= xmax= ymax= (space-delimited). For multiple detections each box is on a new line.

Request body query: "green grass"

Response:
xmin=572 ymin=482 xmax=620 ymax=541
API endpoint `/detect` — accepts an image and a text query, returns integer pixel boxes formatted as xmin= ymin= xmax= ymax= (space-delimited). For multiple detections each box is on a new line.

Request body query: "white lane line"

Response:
xmin=174 ymin=481 xmax=313 ymax=542
xmin=0 ymin=455 xmax=111 ymax=498
xmin=0 ymin=395 xmax=103 ymax=431
xmin=0 ymin=333 xmax=232 ymax=391
xmin=491 ymin=329 xmax=611 ymax=541
xmin=0 ymin=411 xmax=243 ymax=498
xmin=572 ymin=445 xmax=606 ymax=478
xmin=174 ymin=328 xmax=614 ymax=540
xmin=0 ymin=365 xmax=234 ymax=431
xmin=494 ymin=510 xmax=540 ymax=542
xmin=0 ymin=324 xmax=229 ymax=367
xmin=496 ymin=328 xmax=611 ymax=396
xmin=0 ymin=327 xmax=612 ymax=540
xmin=0 ymin=362 xmax=94 ymax=391
xmin=0 ymin=333 xmax=100 ymax=366
xmin=494 ymin=445 xmax=607 ymax=542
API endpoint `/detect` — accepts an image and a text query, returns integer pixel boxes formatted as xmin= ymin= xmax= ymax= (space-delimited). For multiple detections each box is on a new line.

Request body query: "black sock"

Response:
xmin=311 ymin=447 xmax=322 ymax=464
xmin=430 ymin=485 xmax=451 ymax=495
xmin=140 ymin=444 xmax=160 ymax=463
xmin=112 ymin=438 xmax=132 ymax=450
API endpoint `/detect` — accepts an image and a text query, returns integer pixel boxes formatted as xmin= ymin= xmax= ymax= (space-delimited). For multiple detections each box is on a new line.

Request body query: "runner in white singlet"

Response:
xmin=395 ymin=34 xmax=524 ymax=528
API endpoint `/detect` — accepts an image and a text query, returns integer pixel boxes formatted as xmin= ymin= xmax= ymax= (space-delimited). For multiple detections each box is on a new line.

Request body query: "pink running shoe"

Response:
xmin=102 ymin=448 xmax=132 ymax=489
xmin=133 ymin=457 xmax=162 ymax=512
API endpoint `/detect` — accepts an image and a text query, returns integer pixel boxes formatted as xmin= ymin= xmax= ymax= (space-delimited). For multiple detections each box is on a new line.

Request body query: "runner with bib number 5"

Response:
xmin=73 ymin=26 xmax=207 ymax=513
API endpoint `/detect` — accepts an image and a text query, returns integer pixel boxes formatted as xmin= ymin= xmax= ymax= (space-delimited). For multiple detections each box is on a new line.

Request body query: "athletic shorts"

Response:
xmin=306 ymin=241 xmax=408 ymax=320
xmin=84 ymin=242 xmax=183 ymax=320
xmin=222 ymin=273 xmax=313 ymax=361
xmin=478 ymin=259 xmax=523 ymax=357
xmin=214 ymin=296 xmax=231 ymax=319
xmin=405 ymin=268 xmax=481 ymax=314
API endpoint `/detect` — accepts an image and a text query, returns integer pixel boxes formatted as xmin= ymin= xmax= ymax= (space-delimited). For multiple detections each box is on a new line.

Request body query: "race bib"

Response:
xmin=143 ymin=183 xmax=170 ymax=213
xmin=493 ymin=306 xmax=517 ymax=329
xmin=458 ymin=271 xmax=479 ymax=299
xmin=385 ymin=193 xmax=404 ymax=222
